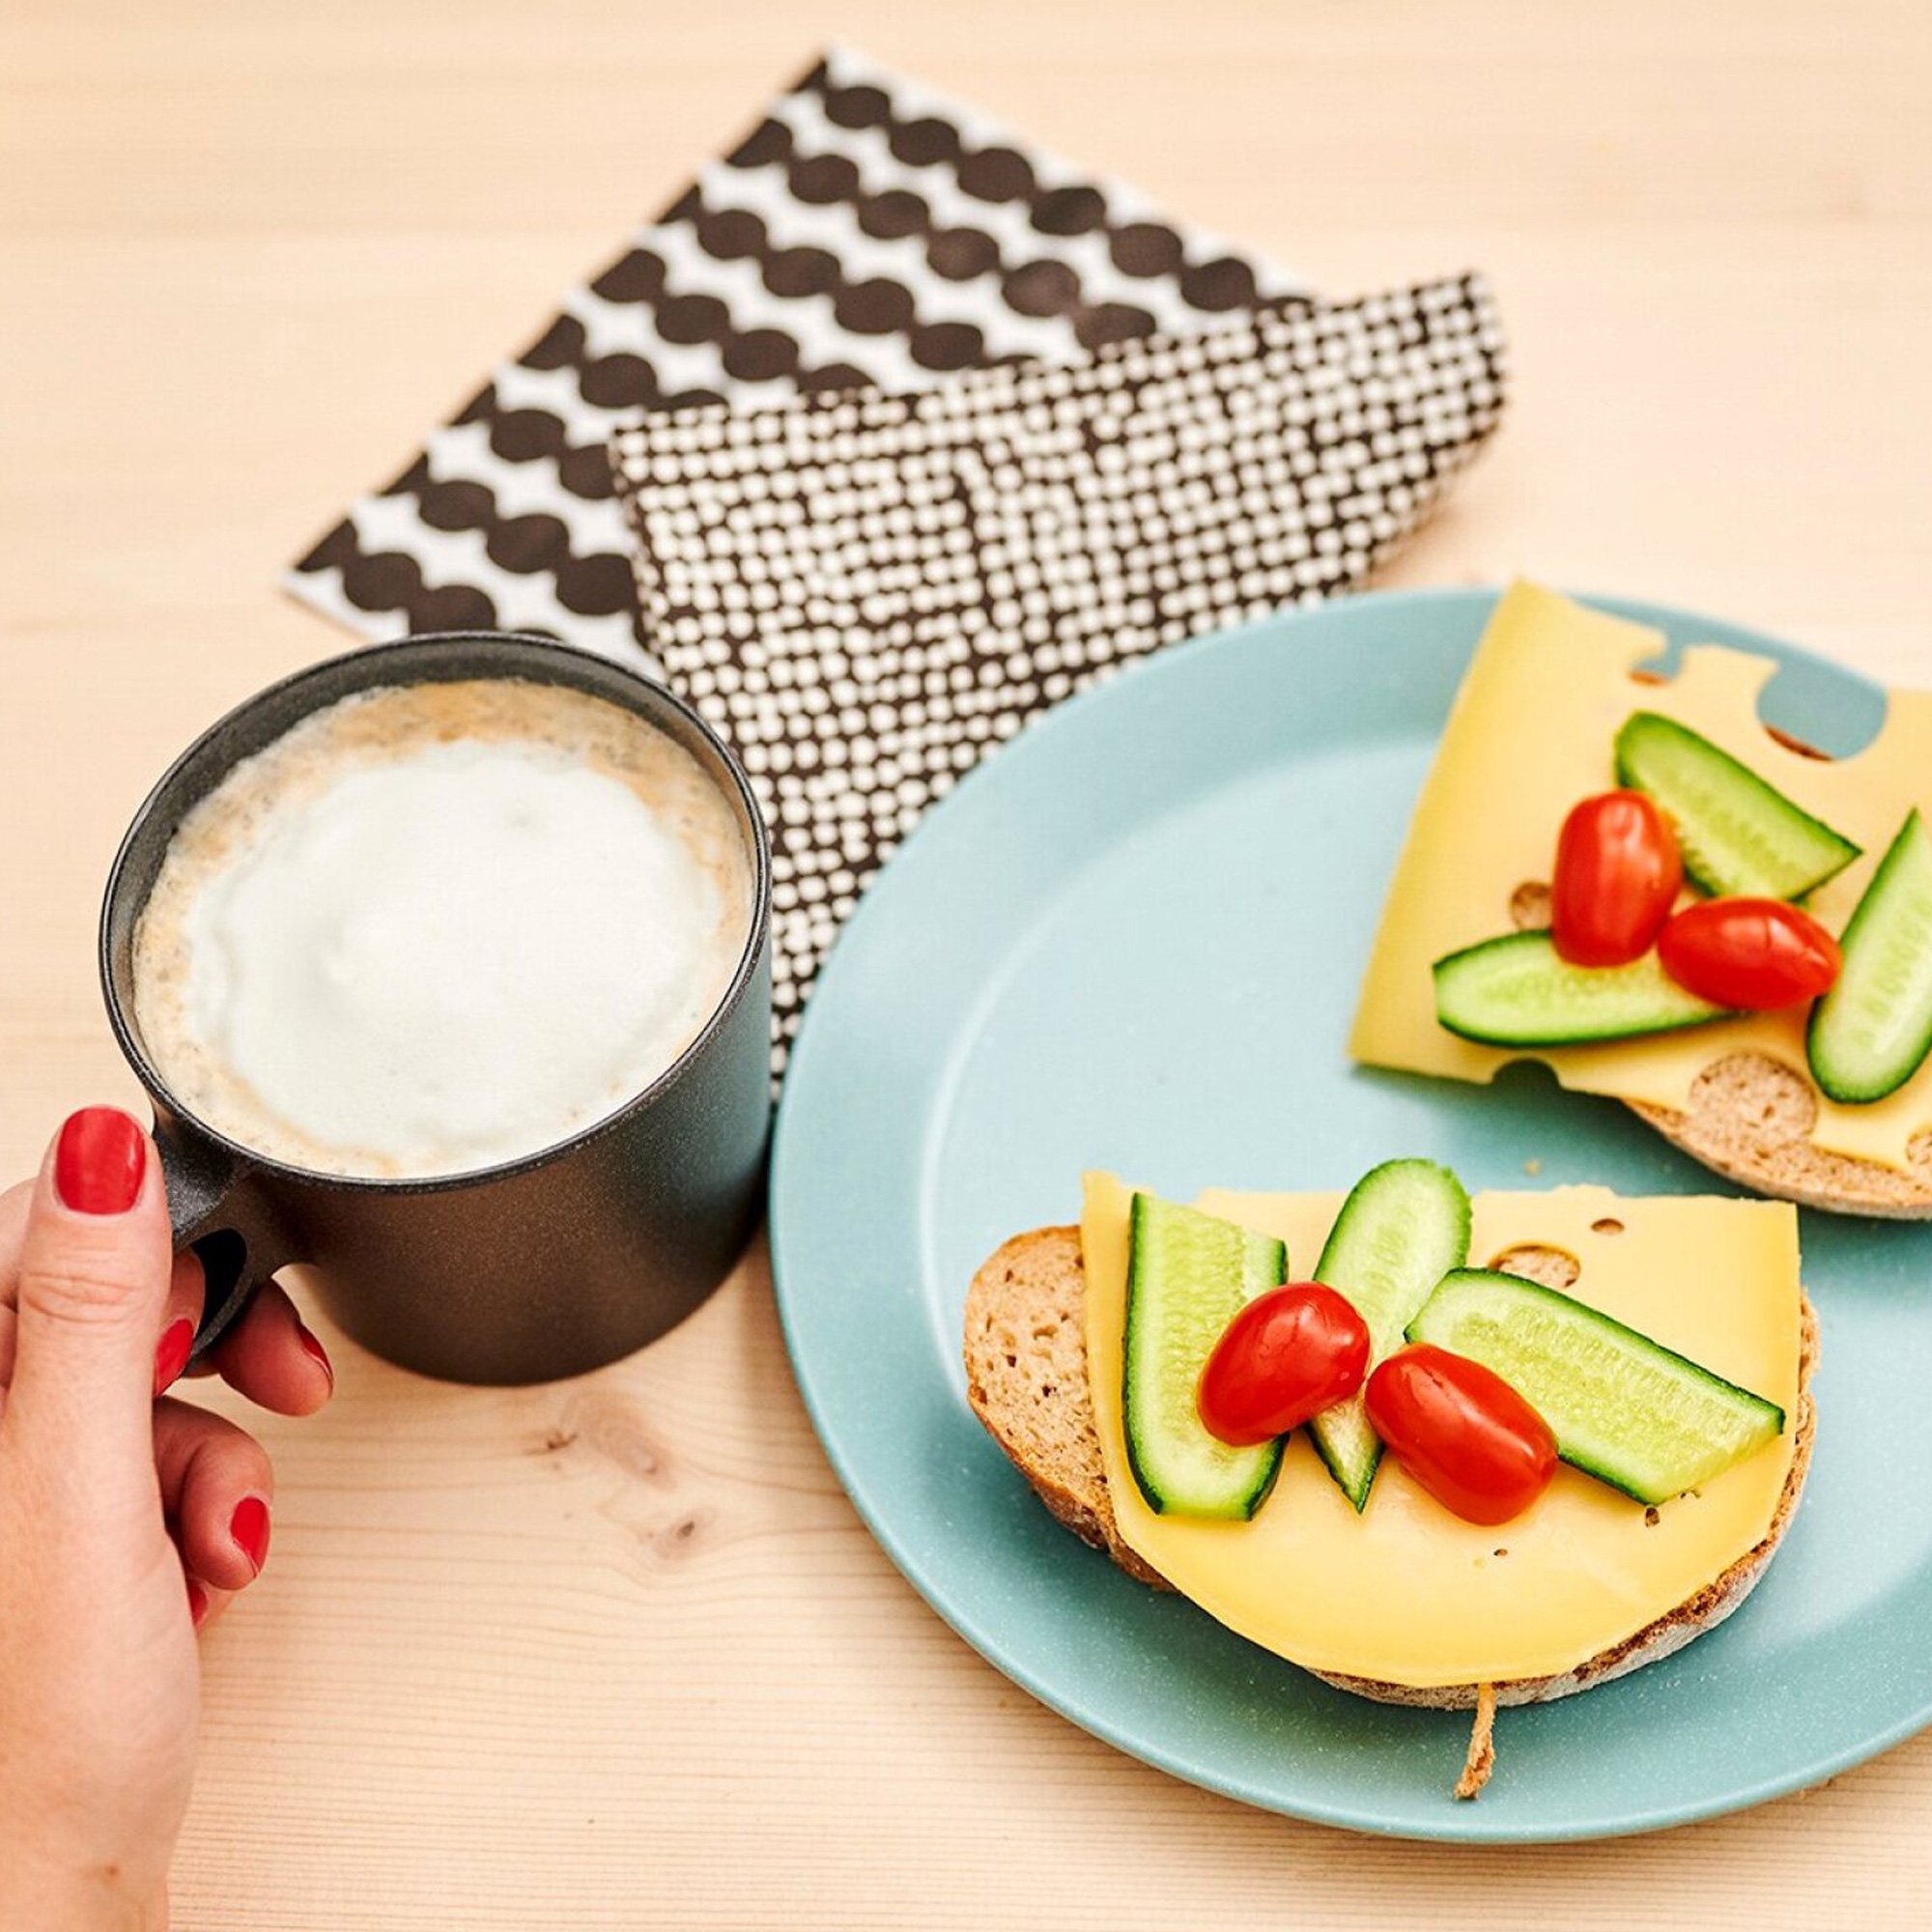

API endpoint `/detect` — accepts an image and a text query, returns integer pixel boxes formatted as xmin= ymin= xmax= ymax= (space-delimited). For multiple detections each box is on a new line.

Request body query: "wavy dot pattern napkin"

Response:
xmin=285 ymin=44 xmax=1508 ymax=1056
xmin=288 ymin=45 xmax=1308 ymax=656
xmin=612 ymin=279 xmax=1507 ymax=1048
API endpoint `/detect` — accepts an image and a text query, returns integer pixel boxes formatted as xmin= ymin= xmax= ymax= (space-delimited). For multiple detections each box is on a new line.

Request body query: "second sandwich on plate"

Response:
xmin=1351 ymin=580 xmax=1932 ymax=1215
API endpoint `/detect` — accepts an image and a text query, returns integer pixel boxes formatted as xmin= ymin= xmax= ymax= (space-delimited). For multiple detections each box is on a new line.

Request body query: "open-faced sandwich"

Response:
xmin=1352 ymin=580 xmax=1932 ymax=1215
xmin=965 ymin=1161 xmax=1814 ymax=1797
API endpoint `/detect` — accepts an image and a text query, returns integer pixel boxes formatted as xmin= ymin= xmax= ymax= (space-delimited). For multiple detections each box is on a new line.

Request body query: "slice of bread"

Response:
xmin=963 ymin=1225 xmax=1818 ymax=1713
xmin=1629 ymin=1055 xmax=1932 ymax=1219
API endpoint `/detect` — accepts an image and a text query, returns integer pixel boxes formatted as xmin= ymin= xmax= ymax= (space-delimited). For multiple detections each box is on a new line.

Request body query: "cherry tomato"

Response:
xmin=1364 ymin=1345 xmax=1557 ymax=1526
xmin=1656 ymin=897 xmax=1841 ymax=1009
xmin=1196 ymin=1283 xmax=1370 ymax=1447
xmin=1550 ymin=789 xmax=1684 ymax=966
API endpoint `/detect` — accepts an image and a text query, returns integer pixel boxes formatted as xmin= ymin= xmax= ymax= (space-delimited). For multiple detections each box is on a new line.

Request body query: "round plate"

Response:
xmin=770 ymin=586 xmax=1932 ymax=1841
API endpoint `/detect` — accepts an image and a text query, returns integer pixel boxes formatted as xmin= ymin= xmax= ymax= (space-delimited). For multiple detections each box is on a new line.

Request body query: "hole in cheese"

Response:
xmin=1628 ymin=639 xmax=1882 ymax=759
xmin=1509 ymin=881 xmax=1551 ymax=932
xmin=1765 ymin=724 xmax=1833 ymax=763
xmin=1488 ymin=1242 xmax=1580 ymax=1291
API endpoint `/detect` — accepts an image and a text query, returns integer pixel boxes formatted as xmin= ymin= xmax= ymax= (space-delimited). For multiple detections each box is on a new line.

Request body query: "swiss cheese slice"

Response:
xmin=1350 ymin=580 xmax=1932 ymax=1169
xmin=1081 ymin=1172 xmax=1802 ymax=1687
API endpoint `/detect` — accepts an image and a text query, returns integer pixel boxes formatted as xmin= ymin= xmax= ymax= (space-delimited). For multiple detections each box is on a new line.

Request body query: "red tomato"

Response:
xmin=1364 ymin=1345 xmax=1557 ymax=1526
xmin=1197 ymin=1283 xmax=1370 ymax=1448
xmin=1657 ymin=897 xmax=1841 ymax=1009
xmin=1550 ymin=790 xmax=1684 ymax=966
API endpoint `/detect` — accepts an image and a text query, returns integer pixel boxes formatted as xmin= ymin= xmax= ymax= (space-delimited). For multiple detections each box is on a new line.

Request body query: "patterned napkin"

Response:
xmin=613 ymin=279 xmax=1507 ymax=1048
xmin=285 ymin=44 xmax=1507 ymax=1054
xmin=288 ymin=45 xmax=1308 ymax=657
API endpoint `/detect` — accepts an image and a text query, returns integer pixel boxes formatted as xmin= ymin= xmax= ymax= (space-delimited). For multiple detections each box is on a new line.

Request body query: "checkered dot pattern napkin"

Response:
xmin=286 ymin=47 xmax=1508 ymax=1056
xmin=612 ymin=278 xmax=1507 ymax=1051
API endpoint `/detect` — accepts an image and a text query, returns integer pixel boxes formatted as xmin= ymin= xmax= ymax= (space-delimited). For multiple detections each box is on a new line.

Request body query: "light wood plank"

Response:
xmin=2 ymin=2 xmax=1930 ymax=1922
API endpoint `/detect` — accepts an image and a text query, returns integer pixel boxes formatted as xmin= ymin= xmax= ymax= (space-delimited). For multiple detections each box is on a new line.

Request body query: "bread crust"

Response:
xmin=1627 ymin=1053 xmax=1932 ymax=1220
xmin=963 ymin=1224 xmax=1818 ymax=1711
xmin=961 ymin=1227 xmax=1166 ymax=1588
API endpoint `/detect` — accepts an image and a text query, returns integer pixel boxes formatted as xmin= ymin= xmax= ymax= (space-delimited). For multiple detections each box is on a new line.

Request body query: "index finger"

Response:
xmin=152 ymin=1246 xmax=206 ymax=1395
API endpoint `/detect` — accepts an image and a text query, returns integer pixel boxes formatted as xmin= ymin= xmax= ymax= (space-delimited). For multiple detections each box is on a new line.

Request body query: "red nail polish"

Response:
xmin=296 ymin=1321 xmax=334 ymax=1389
xmin=230 ymin=1496 xmax=271 ymax=1576
xmin=186 ymin=1578 xmax=209 ymax=1629
xmin=53 ymin=1108 xmax=146 ymax=1215
xmin=154 ymin=1319 xmax=194 ymax=1396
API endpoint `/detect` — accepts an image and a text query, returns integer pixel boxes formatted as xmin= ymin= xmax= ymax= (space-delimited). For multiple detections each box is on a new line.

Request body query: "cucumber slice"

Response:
xmin=1123 ymin=1193 xmax=1287 ymax=1519
xmin=1406 ymin=1269 xmax=1785 ymax=1505
xmin=1434 ymin=930 xmax=1732 ymax=1047
xmin=1615 ymin=710 xmax=1860 ymax=899
xmin=1808 ymin=809 xmax=1932 ymax=1103
xmin=1310 ymin=1160 xmax=1471 ymax=1512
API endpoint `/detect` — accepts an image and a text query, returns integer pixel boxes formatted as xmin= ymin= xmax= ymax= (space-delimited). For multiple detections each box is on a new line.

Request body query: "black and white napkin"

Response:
xmin=285 ymin=45 xmax=1508 ymax=1053
xmin=288 ymin=45 xmax=1308 ymax=657
xmin=612 ymin=279 xmax=1506 ymax=1047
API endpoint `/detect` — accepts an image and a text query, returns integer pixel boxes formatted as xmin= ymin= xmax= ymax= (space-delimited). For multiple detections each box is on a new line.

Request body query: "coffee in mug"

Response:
xmin=130 ymin=677 xmax=753 ymax=1179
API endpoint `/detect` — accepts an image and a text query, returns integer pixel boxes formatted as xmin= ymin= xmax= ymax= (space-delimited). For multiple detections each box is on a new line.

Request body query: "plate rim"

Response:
xmin=769 ymin=582 xmax=1926 ymax=1842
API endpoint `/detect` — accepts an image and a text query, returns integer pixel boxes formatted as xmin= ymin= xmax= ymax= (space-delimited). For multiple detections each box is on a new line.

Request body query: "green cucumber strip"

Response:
xmin=1614 ymin=710 xmax=1860 ymax=899
xmin=1123 ymin=1193 xmax=1288 ymax=1519
xmin=1406 ymin=1268 xmax=1786 ymax=1506
xmin=1310 ymin=1159 xmax=1471 ymax=1512
xmin=1808 ymin=808 xmax=1932 ymax=1103
xmin=1434 ymin=930 xmax=1732 ymax=1047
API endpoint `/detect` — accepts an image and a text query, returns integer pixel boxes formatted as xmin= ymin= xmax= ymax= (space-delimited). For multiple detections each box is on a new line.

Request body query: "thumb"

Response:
xmin=9 ymin=1107 xmax=173 ymax=1487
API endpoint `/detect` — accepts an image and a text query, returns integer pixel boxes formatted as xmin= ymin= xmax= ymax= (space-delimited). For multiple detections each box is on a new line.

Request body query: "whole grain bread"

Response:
xmin=1629 ymin=1054 xmax=1932 ymax=1219
xmin=963 ymin=1225 xmax=1818 ymax=1712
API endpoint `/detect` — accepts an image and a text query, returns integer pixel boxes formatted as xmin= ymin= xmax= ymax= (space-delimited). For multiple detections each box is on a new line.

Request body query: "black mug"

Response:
xmin=98 ymin=634 xmax=773 ymax=1386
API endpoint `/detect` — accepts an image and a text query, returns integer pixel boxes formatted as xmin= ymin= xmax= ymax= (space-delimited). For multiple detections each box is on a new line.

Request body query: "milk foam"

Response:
xmin=132 ymin=680 xmax=753 ymax=1179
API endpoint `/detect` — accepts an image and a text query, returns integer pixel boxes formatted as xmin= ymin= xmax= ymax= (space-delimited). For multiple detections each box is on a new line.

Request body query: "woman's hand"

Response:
xmin=0 ymin=1108 xmax=333 ymax=1931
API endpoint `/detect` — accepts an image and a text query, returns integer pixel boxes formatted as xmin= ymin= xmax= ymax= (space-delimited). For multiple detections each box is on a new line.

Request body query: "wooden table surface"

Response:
xmin=5 ymin=2 xmax=1931 ymax=1923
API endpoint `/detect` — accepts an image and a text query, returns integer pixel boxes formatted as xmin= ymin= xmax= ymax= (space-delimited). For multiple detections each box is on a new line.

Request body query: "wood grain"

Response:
xmin=2 ymin=1 xmax=1930 ymax=1923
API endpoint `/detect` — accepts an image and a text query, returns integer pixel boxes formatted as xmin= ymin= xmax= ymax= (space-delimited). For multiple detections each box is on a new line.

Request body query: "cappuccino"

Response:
xmin=132 ymin=678 xmax=753 ymax=1179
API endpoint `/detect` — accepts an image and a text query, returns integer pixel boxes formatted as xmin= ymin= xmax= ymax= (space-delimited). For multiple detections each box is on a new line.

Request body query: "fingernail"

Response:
xmin=53 ymin=1107 xmax=146 ymax=1215
xmin=296 ymin=1321 xmax=334 ymax=1390
xmin=186 ymin=1578 xmax=209 ymax=1629
xmin=230 ymin=1496 xmax=270 ymax=1577
xmin=154 ymin=1319 xmax=193 ymax=1396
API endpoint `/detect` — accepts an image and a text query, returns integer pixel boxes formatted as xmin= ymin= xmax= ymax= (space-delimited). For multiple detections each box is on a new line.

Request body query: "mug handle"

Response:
xmin=153 ymin=1117 xmax=296 ymax=1367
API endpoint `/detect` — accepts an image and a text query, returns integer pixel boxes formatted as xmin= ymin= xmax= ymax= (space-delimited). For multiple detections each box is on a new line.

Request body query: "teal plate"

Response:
xmin=769 ymin=586 xmax=1932 ymax=1841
